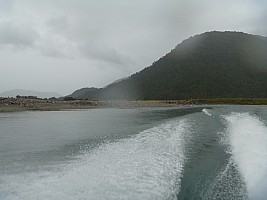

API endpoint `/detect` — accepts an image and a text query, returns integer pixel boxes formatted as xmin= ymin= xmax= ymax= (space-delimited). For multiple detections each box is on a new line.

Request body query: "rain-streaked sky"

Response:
xmin=0 ymin=0 xmax=266 ymax=95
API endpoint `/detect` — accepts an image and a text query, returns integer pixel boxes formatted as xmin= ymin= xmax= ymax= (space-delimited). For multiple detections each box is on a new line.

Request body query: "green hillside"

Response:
xmin=70 ymin=31 xmax=267 ymax=100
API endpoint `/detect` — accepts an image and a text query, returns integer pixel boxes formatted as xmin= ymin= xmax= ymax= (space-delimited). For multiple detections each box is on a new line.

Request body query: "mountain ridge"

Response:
xmin=70 ymin=31 xmax=267 ymax=100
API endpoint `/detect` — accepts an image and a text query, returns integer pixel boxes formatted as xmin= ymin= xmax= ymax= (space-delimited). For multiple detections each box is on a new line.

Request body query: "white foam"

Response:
xmin=223 ymin=113 xmax=267 ymax=200
xmin=1 ymin=119 xmax=191 ymax=200
xmin=202 ymin=108 xmax=212 ymax=116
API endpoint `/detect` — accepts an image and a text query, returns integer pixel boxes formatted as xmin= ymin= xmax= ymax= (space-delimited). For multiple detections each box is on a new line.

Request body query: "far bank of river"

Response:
xmin=0 ymin=97 xmax=267 ymax=112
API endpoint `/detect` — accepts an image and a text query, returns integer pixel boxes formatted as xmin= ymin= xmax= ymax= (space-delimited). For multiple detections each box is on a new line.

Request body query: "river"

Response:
xmin=0 ymin=105 xmax=266 ymax=199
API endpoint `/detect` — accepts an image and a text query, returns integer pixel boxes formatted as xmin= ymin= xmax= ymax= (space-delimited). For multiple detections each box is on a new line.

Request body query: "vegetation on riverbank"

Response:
xmin=133 ymin=98 xmax=267 ymax=106
xmin=183 ymin=98 xmax=267 ymax=105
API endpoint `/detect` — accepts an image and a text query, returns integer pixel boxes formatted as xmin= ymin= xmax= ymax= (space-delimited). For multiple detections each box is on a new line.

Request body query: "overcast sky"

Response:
xmin=0 ymin=0 xmax=266 ymax=95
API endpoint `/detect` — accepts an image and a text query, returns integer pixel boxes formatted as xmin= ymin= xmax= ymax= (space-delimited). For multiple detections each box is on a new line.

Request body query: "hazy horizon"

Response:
xmin=1 ymin=0 xmax=267 ymax=95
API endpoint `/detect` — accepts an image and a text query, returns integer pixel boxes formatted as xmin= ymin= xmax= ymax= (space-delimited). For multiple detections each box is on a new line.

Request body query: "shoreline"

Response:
xmin=1 ymin=97 xmax=267 ymax=112
xmin=0 ymin=98 xmax=180 ymax=112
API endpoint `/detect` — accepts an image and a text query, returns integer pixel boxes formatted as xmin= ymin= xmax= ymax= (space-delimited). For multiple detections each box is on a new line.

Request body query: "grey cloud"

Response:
xmin=79 ymin=40 xmax=134 ymax=72
xmin=46 ymin=15 xmax=71 ymax=33
xmin=35 ymin=32 xmax=77 ymax=59
xmin=38 ymin=42 xmax=72 ymax=58
xmin=0 ymin=0 xmax=13 ymax=12
xmin=1 ymin=0 xmax=267 ymax=94
xmin=254 ymin=1 xmax=267 ymax=36
xmin=0 ymin=20 xmax=39 ymax=48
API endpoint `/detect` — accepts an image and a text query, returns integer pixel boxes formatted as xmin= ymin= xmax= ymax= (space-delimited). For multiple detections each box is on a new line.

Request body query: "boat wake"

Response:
xmin=1 ymin=108 xmax=266 ymax=200
xmin=223 ymin=112 xmax=267 ymax=200
xmin=1 ymin=119 xmax=192 ymax=200
xmin=202 ymin=108 xmax=213 ymax=116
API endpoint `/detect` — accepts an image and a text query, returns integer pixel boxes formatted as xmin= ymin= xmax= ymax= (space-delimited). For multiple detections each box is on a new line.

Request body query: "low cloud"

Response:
xmin=0 ymin=19 xmax=39 ymax=48
xmin=46 ymin=15 xmax=71 ymax=34
xmin=79 ymin=40 xmax=133 ymax=66
xmin=1 ymin=0 xmax=267 ymax=94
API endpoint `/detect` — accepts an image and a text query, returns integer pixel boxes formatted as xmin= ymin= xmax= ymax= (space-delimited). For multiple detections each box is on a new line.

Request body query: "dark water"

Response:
xmin=0 ymin=106 xmax=267 ymax=200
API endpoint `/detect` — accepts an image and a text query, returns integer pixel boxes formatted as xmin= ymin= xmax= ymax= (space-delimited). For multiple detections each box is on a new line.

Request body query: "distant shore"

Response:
xmin=0 ymin=98 xmax=178 ymax=112
xmin=0 ymin=97 xmax=266 ymax=112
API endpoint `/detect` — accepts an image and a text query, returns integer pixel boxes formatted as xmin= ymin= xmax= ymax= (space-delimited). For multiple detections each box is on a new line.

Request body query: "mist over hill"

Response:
xmin=70 ymin=31 xmax=267 ymax=100
xmin=69 ymin=88 xmax=99 ymax=99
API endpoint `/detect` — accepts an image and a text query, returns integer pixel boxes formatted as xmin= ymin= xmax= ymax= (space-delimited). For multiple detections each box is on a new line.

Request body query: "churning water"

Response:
xmin=0 ymin=106 xmax=266 ymax=200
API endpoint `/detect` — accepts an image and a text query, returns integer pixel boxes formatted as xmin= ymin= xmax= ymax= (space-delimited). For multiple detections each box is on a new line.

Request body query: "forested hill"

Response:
xmin=70 ymin=31 xmax=267 ymax=100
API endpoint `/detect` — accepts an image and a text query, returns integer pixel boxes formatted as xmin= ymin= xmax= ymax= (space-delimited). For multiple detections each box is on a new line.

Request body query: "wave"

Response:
xmin=1 ymin=119 xmax=192 ymax=200
xmin=223 ymin=112 xmax=267 ymax=200
xmin=202 ymin=108 xmax=212 ymax=116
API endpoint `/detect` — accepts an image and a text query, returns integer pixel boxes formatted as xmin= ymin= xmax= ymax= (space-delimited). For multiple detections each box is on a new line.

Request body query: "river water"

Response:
xmin=0 ymin=105 xmax=266 ymax=200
